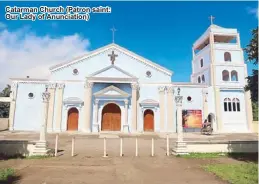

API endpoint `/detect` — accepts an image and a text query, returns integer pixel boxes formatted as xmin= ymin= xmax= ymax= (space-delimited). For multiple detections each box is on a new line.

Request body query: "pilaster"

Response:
xmin=47 ymin=83 xmax=56 ymax=132
xmin=93 ymin=99 xmax=99 ymax=132
xmin=84 ymin=81 xmax=93 ymax=132
xmin=9 ymin=82 xmax=18 ymax=131
xmin=215 ymin=88 xmax=222 ymax=132
xmin=202 ymin=89 xmax=208 ymax=121
xmin=131 ymin=83 xmax=139 ymax=132
xmin=167 ymin=86 xmax=174 ymax=132
xmin=158 ymin=86 xmax=166 ymax=132
xmin=55 ymin=83 xmax=65 ymax=132
xmin=123 ymin=99 xmax=129 ymax=132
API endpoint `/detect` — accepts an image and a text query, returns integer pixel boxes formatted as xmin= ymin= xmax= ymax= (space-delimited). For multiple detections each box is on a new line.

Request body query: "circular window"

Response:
xmin=28 ymin=93 xmax=34 ymax=99
xmin=73 ymin=68 xmax=79 ymax=75
xmin=146 ymin=71 xmax=152 ymax=77
xmin=187 ymin=96 xmax=192 ymax=102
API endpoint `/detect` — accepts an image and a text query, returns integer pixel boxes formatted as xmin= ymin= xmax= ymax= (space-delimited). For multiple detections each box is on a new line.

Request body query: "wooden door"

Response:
xmin=101 ymin=103 xmax=121 ymax=131
xmin=67 ymin=108 xmax=79 ymax=131
xmin=144 ymin=109 xmax=154 ymax=131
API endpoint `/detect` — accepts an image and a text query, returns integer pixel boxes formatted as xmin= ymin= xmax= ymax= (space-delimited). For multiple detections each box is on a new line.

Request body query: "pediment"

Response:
xmin=89 ymin=65 xmax=137 ymax=79
xmin=94 ymin=85 xmax=130 ymax=98
xmin=63 ymin=97 xmax=83 ymax=104
xmin=49 ymin=43 xmax=172 ymax=76
xmin=140 ymin=99 xmax=159 ymax=106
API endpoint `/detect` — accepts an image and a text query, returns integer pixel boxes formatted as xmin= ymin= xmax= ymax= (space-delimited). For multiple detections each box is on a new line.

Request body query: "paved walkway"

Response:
xmin=0 ymin=131 xmax=258 ymax=141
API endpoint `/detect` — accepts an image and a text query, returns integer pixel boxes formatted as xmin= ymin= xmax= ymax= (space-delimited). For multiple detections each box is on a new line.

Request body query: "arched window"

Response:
xmin=224 ymin=52 xmax=231 ymax=62
xmin=232 ymin=98 xmax=240 ymax=112
xmin=222 ymin=70 xmax=230 ymax=81
xmin=231 ymin=70 xmax=238 ymax=81
xmin=198 ymin=76 xmax=201 ymax=83
xmin=224 ymin=98 xmax=232 ymax=112
xmin=202 ymin=75 xmax=205 ymax=83
xmin=200 ymin=59 xmax=203 ymax=68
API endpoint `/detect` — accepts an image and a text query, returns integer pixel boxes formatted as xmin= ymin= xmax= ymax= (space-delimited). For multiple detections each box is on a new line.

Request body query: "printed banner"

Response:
xmin=182 ymin=110 xmax=202 ymax=128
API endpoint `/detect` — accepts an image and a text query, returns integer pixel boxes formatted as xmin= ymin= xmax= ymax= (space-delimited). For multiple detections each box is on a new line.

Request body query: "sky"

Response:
xmin=0 ymin=1 xmax=258 ymax=90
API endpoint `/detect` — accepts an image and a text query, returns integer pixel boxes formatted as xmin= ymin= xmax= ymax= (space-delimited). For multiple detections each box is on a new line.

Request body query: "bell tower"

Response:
xmin=190 ymin=21 xmax=253 ymax=133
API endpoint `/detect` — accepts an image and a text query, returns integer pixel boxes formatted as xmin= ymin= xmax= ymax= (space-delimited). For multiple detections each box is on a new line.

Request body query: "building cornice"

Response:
xmin=87 ymin=77 xmax=137 ymax=83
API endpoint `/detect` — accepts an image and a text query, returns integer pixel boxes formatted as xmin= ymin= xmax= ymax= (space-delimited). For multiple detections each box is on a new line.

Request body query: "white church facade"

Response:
xmin=5 ymin=24 xmax=253 ymax=133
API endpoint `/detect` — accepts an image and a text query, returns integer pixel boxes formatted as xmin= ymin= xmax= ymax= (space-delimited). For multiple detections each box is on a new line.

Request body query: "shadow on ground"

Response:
xmin=227 ymin=141 xmax=258 ymax=163
xmin=0 ymin=153 xmax=25 ymax=160
xmin=0 ymin=175 xmax=21 ymax=184
xmin=227 ymin=152 xmax=258 ymax=163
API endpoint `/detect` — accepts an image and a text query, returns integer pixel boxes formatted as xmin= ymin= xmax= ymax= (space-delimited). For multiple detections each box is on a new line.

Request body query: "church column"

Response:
xmin=47 ymin=83 xmax=56 ymax=132
xmin=202 ymin=89 xmax=208 ymax=122
xmin=158 ymin=86 xmax=166 ymax=132
xmin=93 ymin=99 xmax=99 ymax=132
xmin=84 ymin=81 xmax=93 ymax=132
xmin=55 ymin=83 xmax=65 ymax=132
xmin=215 ymin=88 xmax=222 ymax=132
xmin=124 ymin=99 xmax=129 ymax=132
xmin=167 ymin=86 xmax=175 ymax=132
xmin=131 ymin=83 xmax=139 ymax=132
xmin=9 ymin=82 xmax=18 ymax=131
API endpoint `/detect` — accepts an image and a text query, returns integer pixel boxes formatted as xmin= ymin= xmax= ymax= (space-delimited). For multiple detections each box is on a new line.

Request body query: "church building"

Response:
xmin=5 ymin=24 xmax=253 ymax=133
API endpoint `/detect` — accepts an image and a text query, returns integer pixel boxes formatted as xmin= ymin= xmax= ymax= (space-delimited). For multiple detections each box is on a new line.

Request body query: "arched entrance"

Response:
xmin=101 ymin=103 xmax=121 ymax=131
xmin=67 ymin=108 xmax=79 ymax=131
xmin=144 ymin=109 xmax=154 ymax=132
xmin=208 ymin=113 xmax=215 ymax=127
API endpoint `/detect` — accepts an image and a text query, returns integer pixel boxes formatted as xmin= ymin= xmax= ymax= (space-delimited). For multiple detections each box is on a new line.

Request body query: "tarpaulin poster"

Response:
xmin=182 ymin=110 xmax=202 ymax=128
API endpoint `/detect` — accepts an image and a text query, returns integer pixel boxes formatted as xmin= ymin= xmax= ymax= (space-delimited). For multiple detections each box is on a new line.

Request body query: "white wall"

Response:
xmin=214 ymin=65 xmax=246 ymax=86
xmin=192 ymin=48 xmax=211 ymax=74
xmin=214 ymin=49 xmax=244 ymax=64
xmin=14 ymin=83 xmax=46 ymax=131
xmin=220 ymin=90 xmax=248 ymax=132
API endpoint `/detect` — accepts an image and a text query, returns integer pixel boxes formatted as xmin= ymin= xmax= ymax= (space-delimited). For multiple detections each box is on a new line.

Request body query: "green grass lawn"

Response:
xmin=178 ymin=152 xmax=227 ymax=158
xmin=204 ymin=163 xmax=258 ymax=184
xmin=0 ymin=168 xmax=15 ymax=182
xmin=25 ymin=155 xmax=52 ymax=159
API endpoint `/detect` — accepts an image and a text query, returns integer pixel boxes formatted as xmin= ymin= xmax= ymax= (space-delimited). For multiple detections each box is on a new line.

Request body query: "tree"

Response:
xmin=244 ymin=27 xmax=258 ymax=121
xmin=244 ymin=27 xmax=258 ymax=102
xmin=0 ymin=85 xmax=11 ymax=118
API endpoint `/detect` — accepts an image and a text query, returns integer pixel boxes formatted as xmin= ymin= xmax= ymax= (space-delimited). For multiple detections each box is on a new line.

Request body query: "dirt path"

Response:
xmin=1 ymin=156 xmax=229 ymax=184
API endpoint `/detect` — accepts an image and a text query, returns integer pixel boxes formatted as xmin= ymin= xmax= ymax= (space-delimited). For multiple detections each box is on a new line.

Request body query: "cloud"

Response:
xmin=0 ymin=26 xmax=90 ymax=90
xmin=246 ymin=7 xmax=258 ymax=18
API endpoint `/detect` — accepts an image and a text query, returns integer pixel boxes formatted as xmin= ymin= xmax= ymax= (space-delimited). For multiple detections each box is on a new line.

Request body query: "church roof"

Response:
xmin=49 ymin=43 xmax=173 ymax=76
xmin=208 ymin=24 xmax=224 ymax=29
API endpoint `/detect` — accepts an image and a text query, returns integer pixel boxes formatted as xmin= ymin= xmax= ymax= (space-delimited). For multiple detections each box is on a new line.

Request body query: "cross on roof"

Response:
xmin=209 ymin=15 xmax=215 ymax=25
xmin=110 ymin=26 xmax=117 ymax=43
xmin=108 ymin=51 xmax=118 ymax=65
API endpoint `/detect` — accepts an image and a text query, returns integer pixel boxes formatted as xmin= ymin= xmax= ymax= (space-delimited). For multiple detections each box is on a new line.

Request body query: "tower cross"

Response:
xmin=209 ymin=15 xmax=215 ymax=25
xmin=110 ymin=26 xmax=117 ymax=43
xmin=108 ymin=51 xmax=118 ymax=65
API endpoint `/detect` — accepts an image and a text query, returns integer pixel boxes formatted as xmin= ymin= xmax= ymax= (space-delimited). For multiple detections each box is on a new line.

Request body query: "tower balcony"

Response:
xmin=213 ymin=43 xmax=240 ymax=50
